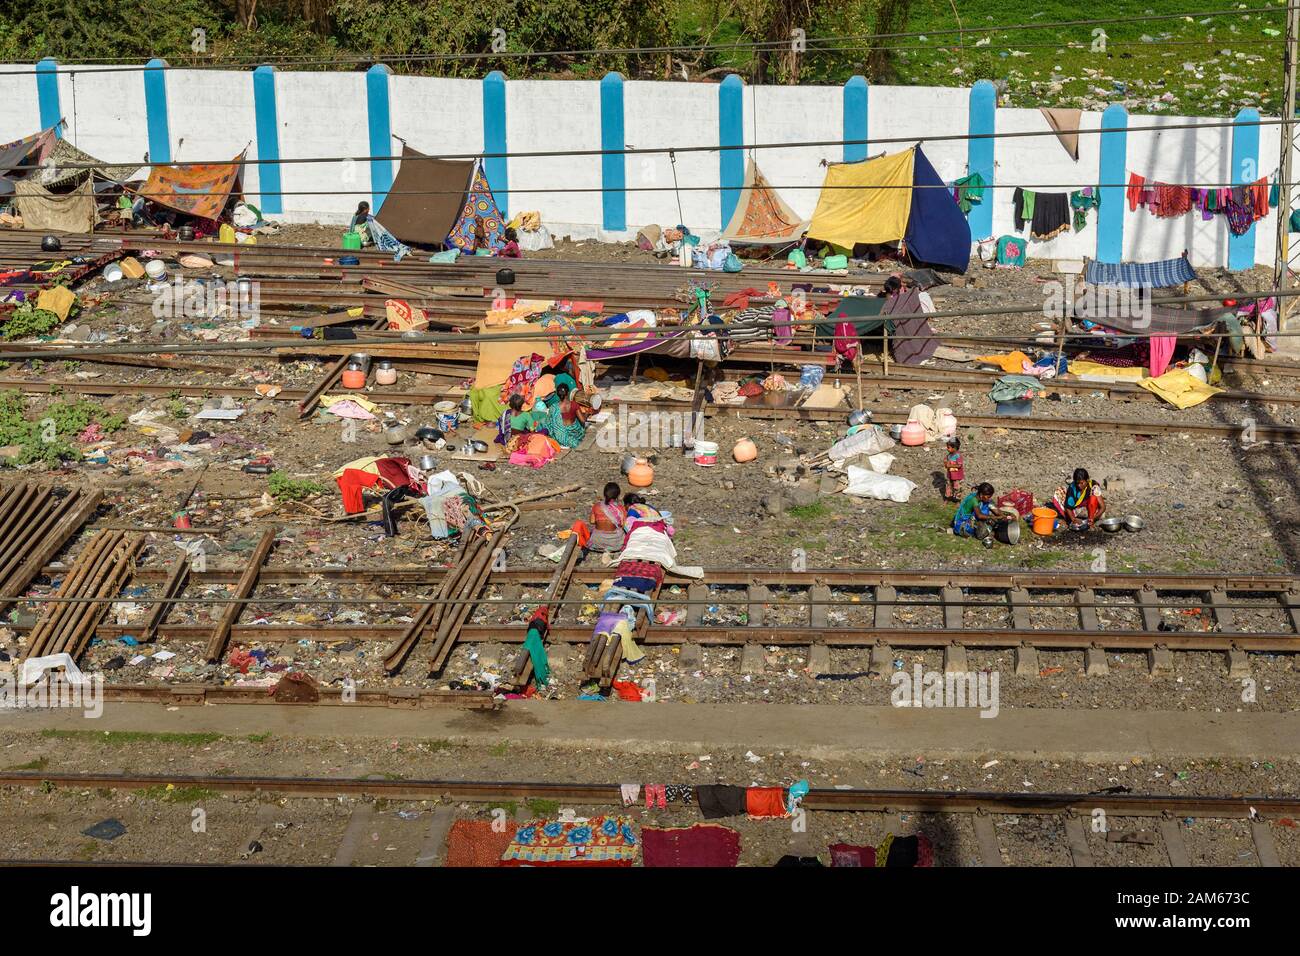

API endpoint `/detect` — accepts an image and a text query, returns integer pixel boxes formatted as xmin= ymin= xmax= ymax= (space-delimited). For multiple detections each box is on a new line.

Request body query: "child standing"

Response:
xmin=943 ymin=437 xmax=965 ymax=502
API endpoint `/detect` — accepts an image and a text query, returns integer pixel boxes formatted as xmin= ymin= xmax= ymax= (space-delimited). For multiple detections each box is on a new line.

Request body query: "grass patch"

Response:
xmin=787 ymin=501 xmax=831 ymax=521
xmin=40 ymin=730 xmax=224 ymax=747
xmin=525 ymin=798 xmax=561 ymax=817
xmin=245 ymin=732 xmax=272 ymax=743
xmin=424 ymin=739 xmax=454 ymax=752
xmin=5 ymin=756 xmax=49 ymax=771
xmin=136 ymin=785 xmax=217 ymax=803
xmin=489 ymin=741 xmax=509 ymax=757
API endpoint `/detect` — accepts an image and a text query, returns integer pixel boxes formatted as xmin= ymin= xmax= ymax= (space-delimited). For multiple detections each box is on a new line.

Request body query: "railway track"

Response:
xmin=0 ymin=771 xmax=1289 ymax=867
xmin=15 ymin=565 xmax=1300 ymax=683
xmin=2 ymin=371 xmax=1294 ymax=440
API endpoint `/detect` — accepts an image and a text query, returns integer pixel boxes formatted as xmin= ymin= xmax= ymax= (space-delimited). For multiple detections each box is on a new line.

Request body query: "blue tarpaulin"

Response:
xmin=904 ymin=147 xmax=971 ymax=274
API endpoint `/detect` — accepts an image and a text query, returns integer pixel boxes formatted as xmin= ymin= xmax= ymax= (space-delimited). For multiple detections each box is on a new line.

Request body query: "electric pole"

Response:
xmin=1275 ymin=2 xmax=1299 ymax=328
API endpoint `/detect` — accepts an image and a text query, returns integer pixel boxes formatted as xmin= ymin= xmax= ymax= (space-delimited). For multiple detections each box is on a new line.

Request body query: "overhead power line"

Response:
xmin=10 ymin=115 xmax=1297 ymax=173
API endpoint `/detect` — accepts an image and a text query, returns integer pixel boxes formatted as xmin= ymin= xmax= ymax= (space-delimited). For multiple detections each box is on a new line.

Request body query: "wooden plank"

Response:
xmin=971 ymin=815 xmax=1003 ymax=867
xmin=331 ymin=803 xmax=374 ymax=867
xmin=139 ymin=554 xmax=190 ymax=643
xmin=1064 ymin=816 xmax=1094 ymax=867
xmin=204 ymin=527 xmax=277 ymax=663
xmin=1251 ymin=820 xmax=1281 ymax=867
xmin=1158 ymin=819 xmax=1190 ymax=867
xmin=414 ymin=806 xmax=457 ymax=867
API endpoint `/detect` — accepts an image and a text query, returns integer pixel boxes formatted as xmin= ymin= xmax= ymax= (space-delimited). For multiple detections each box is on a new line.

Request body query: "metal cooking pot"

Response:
xmin=496 ymin=268 xmax=516 ymax=286
xmin=41 ymin=235 xmax=62 ymax=252
xmin=178 ymin=225 xmax=196 ymax=242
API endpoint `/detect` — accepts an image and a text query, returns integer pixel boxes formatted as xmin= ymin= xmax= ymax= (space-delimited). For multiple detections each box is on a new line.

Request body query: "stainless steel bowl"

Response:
xmin=1123 ymin=514 xmax=1145 ymax=532
xmin=1098 ymin=516 xmax=1123 ymax=533
xmin=418 ymin=454 xmax=439 ymax=471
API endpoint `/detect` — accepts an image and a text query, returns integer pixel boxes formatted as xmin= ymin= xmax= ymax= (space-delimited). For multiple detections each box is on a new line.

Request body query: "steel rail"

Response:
xmin=0 ymin=771 xmax=1292 ymax=818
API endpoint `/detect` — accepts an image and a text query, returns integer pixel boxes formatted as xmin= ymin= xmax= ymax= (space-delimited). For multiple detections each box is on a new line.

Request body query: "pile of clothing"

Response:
xmin=1127 ymin=172 xmax=1276 ymax=236
xmin=333 ymin=458 xmax=484 ymax=539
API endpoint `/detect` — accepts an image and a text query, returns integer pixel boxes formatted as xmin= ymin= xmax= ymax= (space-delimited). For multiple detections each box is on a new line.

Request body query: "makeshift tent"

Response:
xmin=377 ymin=145 xmax=474 ymax=246
xmin=448 ymin=160 xmax=506 ymax=254
xmin=0 ymin=127 xmax=58 ymax=195
xmin=720 ymin=159 xmax=808 ymax=246
xmin=13 ymin=179 xmax=97 ymax=233
xmin=807 ymin=146 xmax=971 ymax=273
xmin=137 ymin=151 xmax=245 ymax=221
xmin=34 ymin=138 xmax=137 ymax=189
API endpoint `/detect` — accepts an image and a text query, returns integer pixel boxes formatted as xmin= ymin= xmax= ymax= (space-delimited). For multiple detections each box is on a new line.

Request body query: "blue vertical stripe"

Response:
xmin=483 ymin=71 xmax=509 ymax=218
xmin=143 ymin=58 xmax=171 ymax=164
xmin=966 ymin=80 xmax=996 ymax=240
xmin=252 ymin=66 xmax=283 ymax=215
xmin=36 ymin=58 xmax=61 ymax=136
xmin=718 ymin=74 xmax=744 ymax=229
xmin=1228 ymin=107 xmax=1261 ymax=271
xmin=1097 ymin=105 xmax=1128 ymax=264
xmin=600 ymin=73 xmax=626 ymax=232
xmin=843 ymin=76 xmax=868 ymax=163
xmin=366 ymin=64 xmax=393 ymax=211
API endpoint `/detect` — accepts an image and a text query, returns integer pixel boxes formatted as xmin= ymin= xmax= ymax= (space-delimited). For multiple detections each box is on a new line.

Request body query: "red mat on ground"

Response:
xmin=642 ymin=824 xmax=741 ymax=867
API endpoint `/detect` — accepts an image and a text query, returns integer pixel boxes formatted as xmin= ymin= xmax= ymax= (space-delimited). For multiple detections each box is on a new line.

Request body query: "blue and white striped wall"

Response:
xmin=7 ymin=61 xmax=1277 ymax=268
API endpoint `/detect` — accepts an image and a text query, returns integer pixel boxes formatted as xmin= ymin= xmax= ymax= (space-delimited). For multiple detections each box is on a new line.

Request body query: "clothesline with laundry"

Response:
xmin=1126 ymin=169 xmax=1281 ymax=237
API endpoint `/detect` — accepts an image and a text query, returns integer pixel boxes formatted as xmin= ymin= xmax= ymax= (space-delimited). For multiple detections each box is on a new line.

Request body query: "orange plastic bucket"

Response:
xmin=1031 ymin=507 xmax=1057 ymax=536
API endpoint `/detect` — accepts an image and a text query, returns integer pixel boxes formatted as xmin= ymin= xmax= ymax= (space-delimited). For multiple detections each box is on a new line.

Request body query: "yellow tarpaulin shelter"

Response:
xmin=807 ymin=149 xmax=914 ymax=250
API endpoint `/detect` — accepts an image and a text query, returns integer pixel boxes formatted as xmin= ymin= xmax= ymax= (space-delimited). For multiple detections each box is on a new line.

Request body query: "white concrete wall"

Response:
xmin=275 ymin=70 xmax=370 ymax=223
xmin=992 ymin=106 xmax=1105 ymax=258
xmin=1123 ymin=114 xmax=1233 ymax=265
xmin=745 ymin=84 xmax=840 ymax=222
xmin=505 ymin=80 xmax=602 ymax=237
xmin=168 ymin=70 xmax=260 ymax=197
xmin=56 ymin=65 xmax=151 ymax=167
xmin=623 ymin=80 xmax=720 ymax=236
xmin=2 ymin=64 xmax=1283 ymax=269
xmin=0 ymin=65 xmax=42 ymax=146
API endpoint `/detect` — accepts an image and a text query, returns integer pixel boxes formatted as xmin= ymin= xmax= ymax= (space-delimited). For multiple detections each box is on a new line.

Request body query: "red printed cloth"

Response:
xmin=615 ymin=560 xmax=665 ymax=587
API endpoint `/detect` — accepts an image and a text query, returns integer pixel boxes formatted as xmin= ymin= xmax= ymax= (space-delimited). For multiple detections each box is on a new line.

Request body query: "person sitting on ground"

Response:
xmin=1048 ymin=467 xmax=1107 ymax=531
xmin=505 ymin=392 xmax=545 ymax=436
xmin=953 ymin=481 xmax=1005 ymax=546
xmin=588 ymin=482 xmax=628 ymax=553
xmin=499 ymin=227 xmax=522 ymax=259
xmin=349 ymin=201 xmax=371 ymax=232
xmin=534 ymin=382 xmax=587 ymax=448
xmin=943 ymin=437 xmax=965 ymax=503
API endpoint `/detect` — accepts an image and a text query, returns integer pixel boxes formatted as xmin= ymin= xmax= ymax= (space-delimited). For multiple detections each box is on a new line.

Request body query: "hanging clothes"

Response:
xmin=1127 ymin=172 xmax=1146 ymax=212
xmin=996 ymin=235 xmax=1026 ymax=267
xmin=1012 ymin=187 xmax=1036 ymax=231
xmin=1070 ymin=187 xmax=1100 ymax=232
xmin=1148 ymin=335 xmax=1177 ymax=377
xmin=951 ymin=171 xmax=987 ymax=214
xmin=1028 ymin=191 xmax=1071 ymax=241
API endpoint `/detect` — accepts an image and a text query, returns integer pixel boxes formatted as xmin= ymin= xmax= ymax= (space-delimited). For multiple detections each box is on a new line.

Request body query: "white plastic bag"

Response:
xmin=843 ymin=465 xmax=917 ymax=502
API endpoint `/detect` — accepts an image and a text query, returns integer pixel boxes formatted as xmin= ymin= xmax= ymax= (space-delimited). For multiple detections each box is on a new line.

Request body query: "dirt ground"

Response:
xmin=0 ymin=730 xmax=1295 ymax=866
xmin=2 ymin=224 xmax=1299 ymax=868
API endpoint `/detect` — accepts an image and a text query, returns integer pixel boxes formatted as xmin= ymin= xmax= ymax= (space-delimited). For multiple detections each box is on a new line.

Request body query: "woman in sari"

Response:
xmin=535 ymin=382 xmax=586 ymax=448
xmin=588 ymin=482 xmax=628 ymax=553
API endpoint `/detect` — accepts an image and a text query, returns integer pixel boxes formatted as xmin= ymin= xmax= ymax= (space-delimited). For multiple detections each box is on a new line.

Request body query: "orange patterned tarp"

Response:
xmin=721 ymin=159 xmax=808 ymax=245
xmin=138 ymin=151 xmax=245 ymax=220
